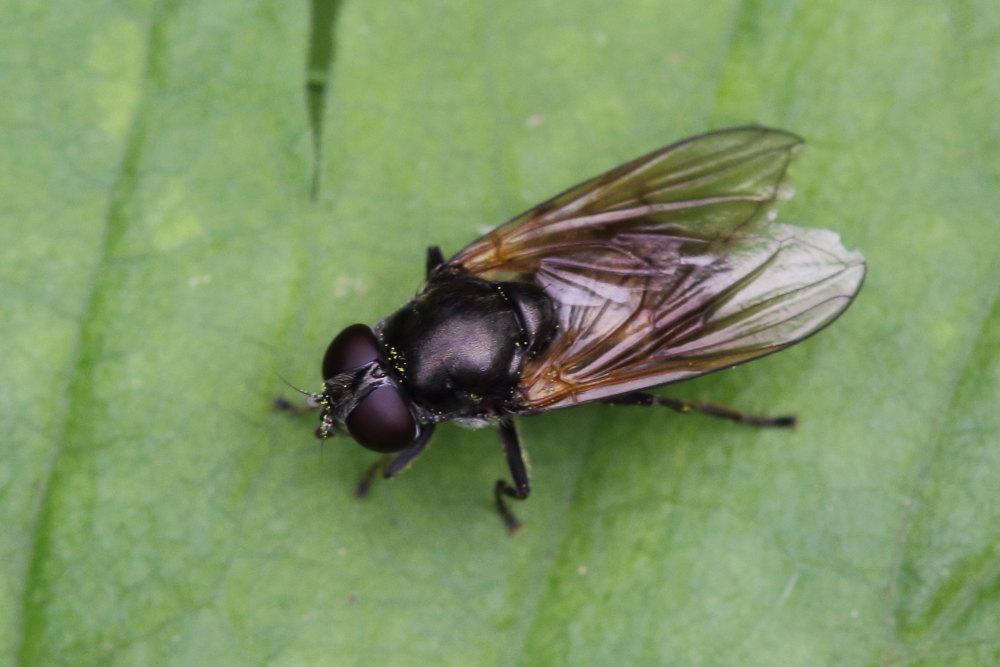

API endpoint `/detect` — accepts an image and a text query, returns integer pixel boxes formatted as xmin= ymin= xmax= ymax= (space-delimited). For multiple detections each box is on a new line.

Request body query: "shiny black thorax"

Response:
xmin=377 ymin=274 xmax=556 ymax=420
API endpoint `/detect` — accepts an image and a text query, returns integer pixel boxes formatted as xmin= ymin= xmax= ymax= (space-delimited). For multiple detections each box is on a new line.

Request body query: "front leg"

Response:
xmin=426 ymin=245 xmax=445 ymax=277
xmin=272 ymin=395 xmax=317 ymax=415
xmin=494 ymin=416 xmax=531 ymax=534
xmin=356 ymin=424 xmax=436 ymax=497
xmin=384 ymin=424 xmax=436 ymax=477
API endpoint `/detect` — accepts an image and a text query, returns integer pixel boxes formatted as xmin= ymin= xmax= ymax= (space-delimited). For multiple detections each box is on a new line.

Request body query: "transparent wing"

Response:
xmin=450 ymin=126 xmax=805 ymax=279
xmin=516 ymin=223 xmax=865 ymax=409
xmin=444 ymin=127 xmax=866 ymax=410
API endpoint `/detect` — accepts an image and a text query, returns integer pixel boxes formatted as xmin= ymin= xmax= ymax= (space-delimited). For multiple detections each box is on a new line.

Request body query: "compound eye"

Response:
xmin=346 ymin=386 xmax=417 ymax=453
xmin=322 ymin=323 xmax=379 ymax=380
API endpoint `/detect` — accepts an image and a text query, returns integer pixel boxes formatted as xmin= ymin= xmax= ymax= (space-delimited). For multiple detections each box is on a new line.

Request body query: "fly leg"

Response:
xmin=494 ymin=417 xmax=531 ymax=534
xmin=272 ymin=396 xmax=317 ymax=415
xmin=358 ymin=424 xmax=436 ymax=497
xmin=384 ymin=424 xmax=435 ymax=477
xmin=426 ymin=245 xmax=445 ymax=277
xmin=355 ymin=455 xmax=390 ymax=498
xmin=602 ymin=393 xmax=796 ymax=428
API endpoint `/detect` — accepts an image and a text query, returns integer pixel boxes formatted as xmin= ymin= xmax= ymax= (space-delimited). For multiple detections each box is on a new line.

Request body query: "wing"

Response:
xmin=446 ymin=127 xmax=866 ymax=410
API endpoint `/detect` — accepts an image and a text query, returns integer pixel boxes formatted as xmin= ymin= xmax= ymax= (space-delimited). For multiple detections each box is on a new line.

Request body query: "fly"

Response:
xmin=288 ymin=127 xmax=866 ymax=533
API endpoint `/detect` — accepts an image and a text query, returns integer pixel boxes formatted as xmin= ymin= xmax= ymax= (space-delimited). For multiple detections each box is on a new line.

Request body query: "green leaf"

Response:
xmin=2 ymin=0 xmax=997 ymax=665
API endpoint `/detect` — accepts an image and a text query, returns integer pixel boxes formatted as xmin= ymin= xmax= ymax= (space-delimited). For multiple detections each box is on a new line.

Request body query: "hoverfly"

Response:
xmin=296 ymin=127 xmax=866 ymax=532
